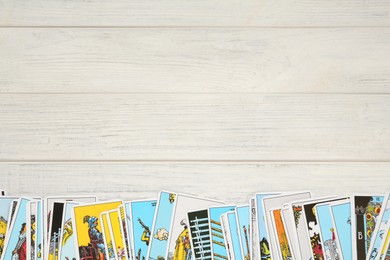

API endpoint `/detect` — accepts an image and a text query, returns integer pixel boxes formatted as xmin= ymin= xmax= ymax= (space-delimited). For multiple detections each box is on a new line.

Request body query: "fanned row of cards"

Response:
xmin=0 ymin=190 xmax=390 ymax=260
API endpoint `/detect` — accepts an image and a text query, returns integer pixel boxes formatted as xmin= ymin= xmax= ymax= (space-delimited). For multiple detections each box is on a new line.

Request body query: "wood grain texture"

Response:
xmin=1 ymin=162 xmax=388 ymax=203
xmin=1 ymin=0 xmax=390 ymax=27
xmin=0 ymin=94 xmax=389 ymax=161
xmin=1 ymin=28 xmax=390 ymax=93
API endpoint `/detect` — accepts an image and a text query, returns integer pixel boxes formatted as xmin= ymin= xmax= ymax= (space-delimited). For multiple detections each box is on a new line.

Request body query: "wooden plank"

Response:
xmin=0 ymin=94 xmax=389 ymax=161
xmin=1 ymin=0 xmax=390 ymax=27
xmin=1 ymin=28 xmax=390 ymax=93
xmin=1 ymin=162 xmax=389 ymax=203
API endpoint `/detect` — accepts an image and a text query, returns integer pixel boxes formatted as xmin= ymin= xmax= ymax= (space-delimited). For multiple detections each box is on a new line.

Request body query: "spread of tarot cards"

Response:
xmin=0 ymin=190 xmax=389 ymax=260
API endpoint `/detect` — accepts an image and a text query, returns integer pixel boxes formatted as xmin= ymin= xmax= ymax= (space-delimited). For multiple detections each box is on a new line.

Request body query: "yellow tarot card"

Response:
xmin=107 ymin=209 xmax=128 ymax=260
xmin=72 ymin=200 xmax=122 ymax=260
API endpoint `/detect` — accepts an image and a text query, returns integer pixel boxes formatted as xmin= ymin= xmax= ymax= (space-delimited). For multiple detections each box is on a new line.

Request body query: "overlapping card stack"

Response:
xmin=0 ymin=190 xmax=389 ymax=260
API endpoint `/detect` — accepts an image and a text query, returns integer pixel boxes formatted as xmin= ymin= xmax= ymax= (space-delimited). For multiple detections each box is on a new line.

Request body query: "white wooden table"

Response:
xmin=0 ymin=0 xmax=389 ymax=203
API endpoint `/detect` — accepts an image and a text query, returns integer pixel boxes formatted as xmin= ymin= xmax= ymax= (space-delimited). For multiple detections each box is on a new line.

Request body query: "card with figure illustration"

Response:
xmin=330 ymin=199 xmax=352 ymax=260
xmin=127 ymin=199 xmax=156 ymax=260
xmin=147 ymin=191 xmax=223 ymax=260
xmin=263 ymin=191 xmax=311 ymax=260
xmin=101 ymin=212 xmax=116 ymax=260
xmin=270 ymin=208 xmax=292 ymax=260
xmin=235 ymin=205 xmax=250 ymax=260
xmin=72 ymin=200 xmax=123 ymax=260
xmin=351 ymin=195 xmax=384 ymax=260
xmin=302 ymin=197 xmax=345 ymax=260
xmin=44 ymin=196 xmax=97 ymax=245
xmin=221 ymin=211 xmax=242 ymax=260
xmin=107 ymin=209 xmax=128 ymax=260
xmin=255 ymin=192 xmax=282 ymax=260
xmin=367 ymin=192 xmax=390 ymax=260
xmin=315 ymin=202 xmax=343 ymax=260
xmin=26 ymin=200 xmax=38 ymax=260
xmin=208 ymin=205 xmax=235 ymax=260
xmin=187 ymin=209 xmax=211 ymax=260
xmin=58 ymin=202 xmax=79 ymax=260
xmin=1 ymin=197 xmax=31 ymax=260
xmin=0 ymin=196 xmax=19 ymax=259
xmin=281 ymin=204 xmax=299 ymax=260
xmin=379 ymin=222 xmax=390 ymax=260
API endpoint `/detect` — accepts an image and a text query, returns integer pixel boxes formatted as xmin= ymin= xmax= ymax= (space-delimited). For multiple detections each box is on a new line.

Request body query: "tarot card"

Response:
xmin=208 ymin=205 xmax=236 ymax=260
xmin=235 ymin=205 xmax=250 ymax=260
xmin=118 ymin=205 xmax=132 ymax=260
xmin=9 ymin=200 xmax=19 ymax=229
xmin=288 ymin=197 xmax=333 ymax=260
xmin=46 ymin=201 xmax=65 ymax=260
xmin=127 ymin=199 xmax=157 ymax=260
xmin=250 ymin=199 xmax=259 ymax=260
xmin=101 ymin=212 xmax=116 ymax=260
xmin=35 ymin=200 xmax=43 ymax=260
xmin=147 ymin=191 xmax=223 ymax=260
xmin=187 ymin=209 xmax=211 ymax=260
xmin=0 ymin=196 xmax=19 ymax=258
xmin=1 ymin=197 xmax=31 ymax=260
xmin=72 ymin=200 xmax=123 ymax=260
xmin=367 ymin=192 xmax=390 ymax=260
xmin=255 ymin=192 xmax=282 ymax=260
xmin=44 ymin=196 xmax=97 ymax=244
xmin=330 ymin=199 xmax=352 ymax=260
xmin=107 ymin=209 xmax=128 ymax=260
xmin=26 ymin=200 xmax=37 ymax=260
xmin=221 ymin=211 xmax=241 ymax=260
xmin=281 ymin=204 xmax=298 ymax=260
xmin=263 ymin=191 xmax=311 ymax=259
xmin=270 ymin=208 xmax=292 ymax=260
xmin=351 ymin=195 xmax=384 ymax=260
xmin=315 ymin=202 xmax=342 ymax=260
xmin=379 ymin=222 xmax=390 ymax=260
xmin=302 ymin=197 xmax=346 ymax=260
xmin=57 ymin=202 xmax=79 ymax=260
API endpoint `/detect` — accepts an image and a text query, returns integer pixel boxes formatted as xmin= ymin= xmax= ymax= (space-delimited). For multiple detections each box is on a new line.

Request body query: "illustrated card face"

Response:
xmin=72 ymin=200 xmax=123 ymax=260
xmin=302 ymin=197 xmax=345 ymax=260
xmin=235 ymin=205 xmax=250 ymax=260
xmin=148 ymin=191 xmax=223 ymax=260
xmin=26 ymin=201 xmax=37 ymax=260
xmin=9 ymin=200 xmax=19 ymax=230
xmin=58 ymin=202 xmax=79 ymax=260
xmin=1 ymin=197 xmax=30 ymax=260
xmin=45 ymin=196 xmax=97 ymax=242
xmin=147 ymin=192 xmax=177 ymax=260
xmin=0 ymin=196 xmax=19 ymax=258
xmin=351 ymin=195 xmax=384 ymax=260
xmin=379 ymin=223 xmax=390 ymax=260
xmin=36 ymin=200 xmax=43 ymax=260
xmin=281 ymin=204 xmax=299 ymax=260
xmin=330 ymin=199 xmax=352 ymax=260
xmin=47 ymin=202 xmax=65 ymax=260
xmin=315 ymin=203 xmax=342 ymax=260
xmin=367 ymin=192 xmax=390 ymax=260
xmin=101 ymin=212 xmax=116 ymax=260
xmin=289 ymin=197 xmax=332 ymax=260
xmin=208 ymin=205 xmax=236 ymax=260
xmin=255 ymin=192 xmax=281 ymax=260
xmin=187 ymin=209 xmax=211 ymax=259
xmin=118 ymin=205 xmax=132 ymax=260
xmin=250 ymin=199 xmax=259 ymax=260
xmin=108 ymin=209 xmax=128 ymax=260
xmin=166 ymin=194 xmax=223 ymax=260
xmin=263 ymin=191 xmax=311 ymax=260
xmin=270 ymin=208 xmax=292 ymax=260
xmin=221 ymin=211 xmax=241 ymax=260
xmin=129 ymin=199 xmax=156 ymax=260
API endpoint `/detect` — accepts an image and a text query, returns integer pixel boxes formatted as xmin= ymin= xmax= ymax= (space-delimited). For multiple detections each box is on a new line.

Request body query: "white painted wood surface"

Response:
xmin=0 ymin=0 xmax=389 ymax=200
xmin=1 ymin=0 xmax=390 ymax=27
xmin=1 ymin=29 xmax=390 ymax=93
